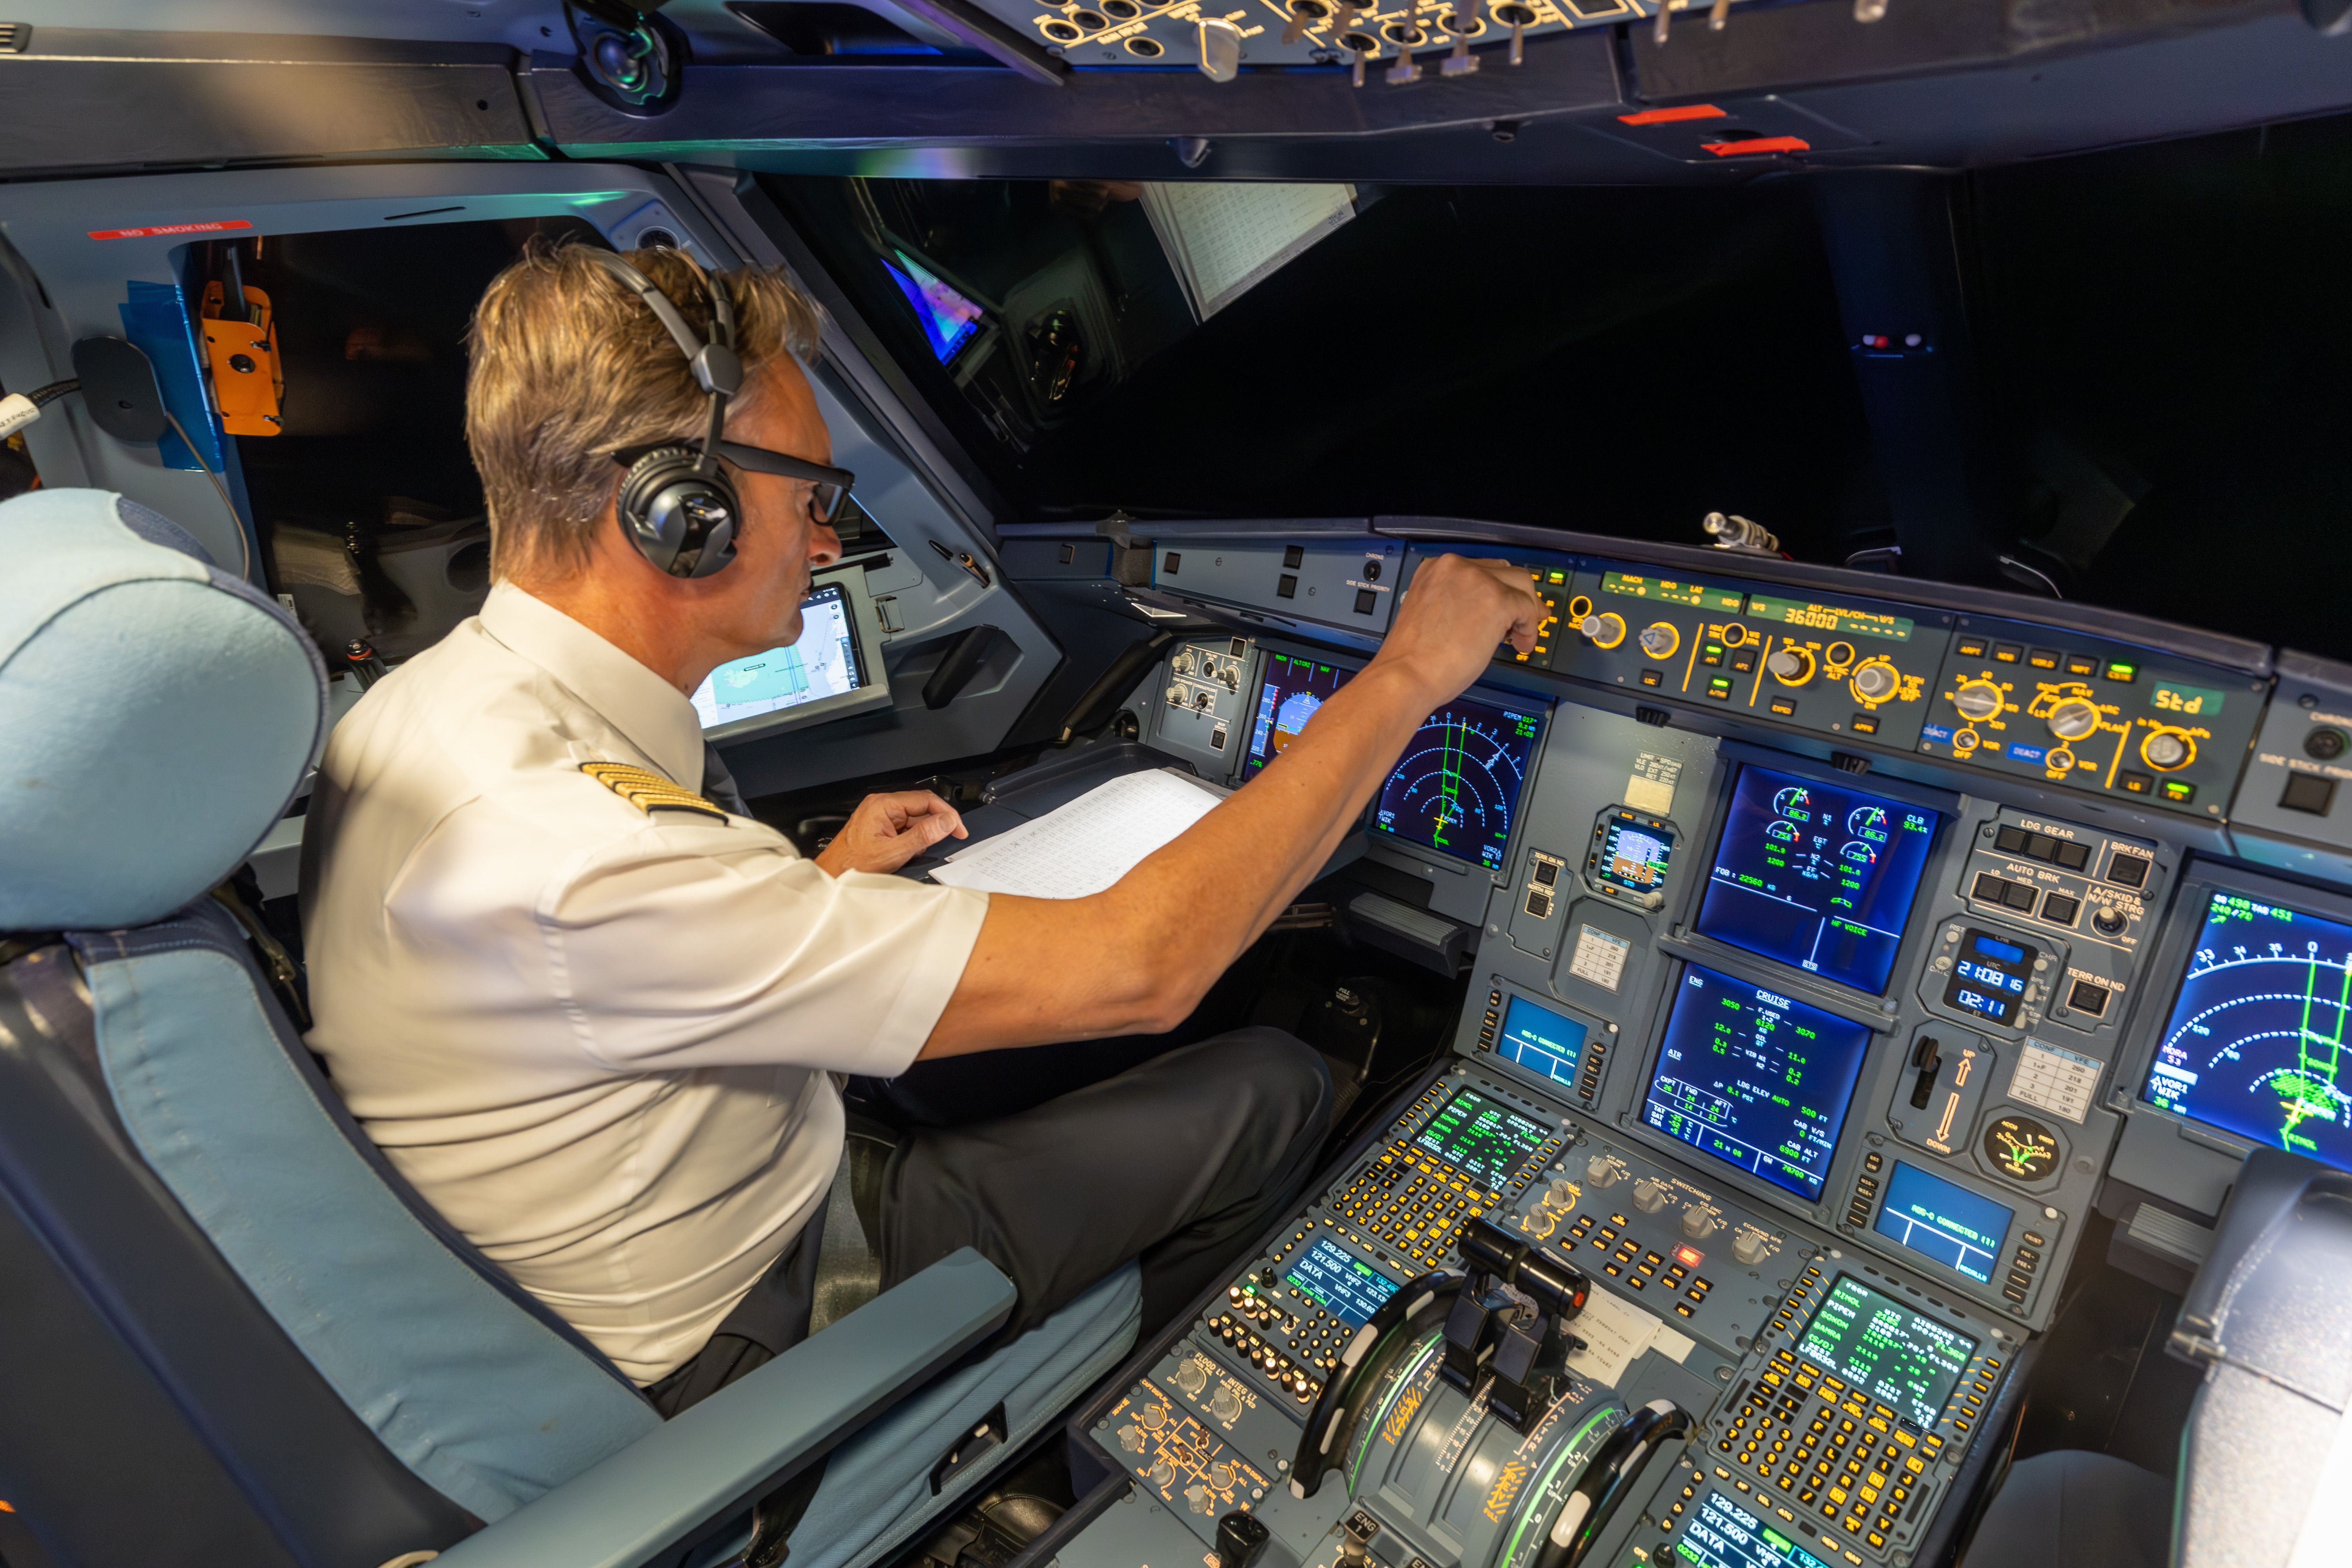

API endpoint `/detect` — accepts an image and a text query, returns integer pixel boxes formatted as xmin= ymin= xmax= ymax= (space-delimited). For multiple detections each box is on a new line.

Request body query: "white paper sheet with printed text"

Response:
xmin=930 ymin=769 xmax=1224 ymax=900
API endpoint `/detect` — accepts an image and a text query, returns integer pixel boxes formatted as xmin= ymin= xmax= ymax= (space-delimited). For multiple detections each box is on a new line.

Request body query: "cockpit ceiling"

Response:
xmin=2 ymin=0 xmax=2348 ymax=183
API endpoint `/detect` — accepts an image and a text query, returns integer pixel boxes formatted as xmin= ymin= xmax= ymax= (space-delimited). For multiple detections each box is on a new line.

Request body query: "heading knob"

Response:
xmin=1580 ymin=612 xmax=1627 ymax=650
xmin=1953 ymin=681 xmax=2005 ymax=722
xmin=1633 ymin=1178 xmax=1671 ymax=1213
xmin=1766 ymin=646 xmax=1815 ymax=687
xmin=1638 ymin=622 xmax=1679 ymax=660
xmin=2047 ymin=698 xmax=2101 ymax=742
xmin=1850 ymin=661 xmax=1899 ymax=704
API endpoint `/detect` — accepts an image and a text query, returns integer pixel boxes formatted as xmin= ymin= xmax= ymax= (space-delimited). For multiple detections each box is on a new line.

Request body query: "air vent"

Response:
xmin=0 ymin=22 xmax=30 ymax=52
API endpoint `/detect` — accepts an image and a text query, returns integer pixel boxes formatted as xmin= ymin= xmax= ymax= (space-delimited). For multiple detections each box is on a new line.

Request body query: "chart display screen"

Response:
xmin=1795 ymin=1274 xmax=1977 ymax=1429
xmin=1495 ymin=995 xmax=1587 ymax=1088
xmin=1412 ymin=1089 xmax=1552 ymax=1192
xmin=1592 ymin=811 xmax=1675 ymax=896
xmin=690 ymin=582 xmax=867 ymax=731
xmin=1677 ymin=1492 xmax=1836 ymax=1568
xmin=882 ymin=250 xmax=983 ymax=364
xmin=1243 ymin=652 xmax=1352 ymax=779
xmin=1873 ymin=1161 xmax=2014 ymax=1283
xmin=1643 ymin=967 xmax=1873 ymax=1201
xmin=1696 ymin=766 xmax=1938 ymax=995
xmin=1941 ymin=930 xmax=2036 ymax=1029
xmin=1370 ymin=693 xmax=1543 ymax=873
xmin=2145 ymin=890 xmax=2352 ymax=1168
xmin=1281 ymin=1238 xmax=1399 ymax=1328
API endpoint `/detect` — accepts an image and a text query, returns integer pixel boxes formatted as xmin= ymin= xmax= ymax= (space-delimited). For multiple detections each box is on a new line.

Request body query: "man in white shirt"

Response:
xmin=301 ymin=243 xmax=1543 ymax=1414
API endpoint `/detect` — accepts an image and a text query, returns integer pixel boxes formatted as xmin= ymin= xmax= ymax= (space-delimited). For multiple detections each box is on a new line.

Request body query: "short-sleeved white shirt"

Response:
xmin=299 ymin=583 xmax=988 ymax=1384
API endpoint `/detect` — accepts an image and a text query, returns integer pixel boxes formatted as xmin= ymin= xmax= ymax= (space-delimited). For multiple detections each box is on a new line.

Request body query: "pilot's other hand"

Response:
xmin=1374 ymin=554 xmax=1547 ymax=710
xmin=815 ymin=790 xmax=969 ymax=877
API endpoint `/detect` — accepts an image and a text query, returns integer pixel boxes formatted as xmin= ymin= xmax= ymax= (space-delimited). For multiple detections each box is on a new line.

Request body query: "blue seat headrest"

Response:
xmin=0 ymin=489 xmax=326 ymax=931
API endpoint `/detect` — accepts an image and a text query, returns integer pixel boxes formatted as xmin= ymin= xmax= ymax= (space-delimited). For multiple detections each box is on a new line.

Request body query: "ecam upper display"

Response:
xmin=1697 ymin=766 xmax=1938 ymax=995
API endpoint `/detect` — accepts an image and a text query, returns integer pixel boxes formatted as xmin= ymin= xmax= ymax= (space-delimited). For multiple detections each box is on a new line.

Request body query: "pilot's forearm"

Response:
xmin=919 ymin=658 xmax=1437 ymax=1057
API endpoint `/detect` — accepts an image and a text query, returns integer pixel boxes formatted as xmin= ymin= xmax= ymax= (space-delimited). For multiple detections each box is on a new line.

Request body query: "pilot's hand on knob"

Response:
xmin=815 ymin=789 xmax=969 ymax=876
xmin=1373 ymin=554 xmax=1546 ymax=710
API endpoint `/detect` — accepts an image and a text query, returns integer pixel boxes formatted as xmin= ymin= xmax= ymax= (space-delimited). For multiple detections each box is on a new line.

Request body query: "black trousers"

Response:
xmin=649 ymin=1027 xmax=1331 ymax=1415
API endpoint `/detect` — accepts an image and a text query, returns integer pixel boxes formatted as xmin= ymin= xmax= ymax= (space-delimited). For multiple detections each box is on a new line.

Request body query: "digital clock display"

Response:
xmin=1942 ymin=929 xmax=2036 ymax=1027
xmin=1601 ymin=570 xmax=1745 ymax=613
xmin=1743 ymin=594 xmax=1915 ymax=643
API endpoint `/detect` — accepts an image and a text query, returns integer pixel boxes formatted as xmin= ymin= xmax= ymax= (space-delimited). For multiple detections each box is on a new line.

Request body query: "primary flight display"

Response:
xmin=1697 ymin=766 xmax=1938 ymax=994
xmin=2145 ymin=889 xmax=2352 ymax=1169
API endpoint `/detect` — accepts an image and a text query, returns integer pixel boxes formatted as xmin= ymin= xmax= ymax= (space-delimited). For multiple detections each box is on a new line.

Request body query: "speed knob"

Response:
xmin=1766 ymin=646 xmax=1815 ymax=687
xmin=1633 ymin=1178 xmax=1671 ymax=1213
xmin=1638 ymin=622 xmax=1679 ymax=660
xmin=1681 ymin=1206 xmax=1719 ymax=1240
xmin=1850 ymin=660 xmax=1900 ymax=704
xmin=2047 ymin=698 xmax=2102 ymax=742
xmin=1585 ymin=1154 xmax=1620 ymax=1187
xmin=1580 ymin=612 xmax=1627 ymax=650
xmin=2142 ymin=730 xmax=2195 ymax=771
xmin=1953 ymin=680 xmax=2005 ymax=722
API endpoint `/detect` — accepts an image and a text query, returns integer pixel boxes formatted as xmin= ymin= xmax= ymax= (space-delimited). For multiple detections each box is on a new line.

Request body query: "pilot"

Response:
xmin=300 ymin=243 xmax=1543 ymax=1414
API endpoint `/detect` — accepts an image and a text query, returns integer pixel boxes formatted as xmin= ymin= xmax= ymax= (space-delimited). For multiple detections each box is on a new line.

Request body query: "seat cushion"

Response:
xmin=77 ymin=901 xmax=660 ymax=1523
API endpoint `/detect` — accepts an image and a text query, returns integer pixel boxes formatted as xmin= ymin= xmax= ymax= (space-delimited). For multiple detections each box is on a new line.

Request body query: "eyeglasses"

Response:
xmin=614 ymin=439 xmax=857 ymax=524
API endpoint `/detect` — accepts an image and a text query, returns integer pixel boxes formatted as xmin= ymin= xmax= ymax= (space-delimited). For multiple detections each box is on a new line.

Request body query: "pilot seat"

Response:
xmin=0 ymin=486 xmax=1140 ymax=1568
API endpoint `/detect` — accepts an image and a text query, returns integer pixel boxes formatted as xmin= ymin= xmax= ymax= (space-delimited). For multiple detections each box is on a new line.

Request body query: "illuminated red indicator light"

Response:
xmin=1674 ymin=1244 xmax=1705 ymax=1267
xmin=1618 ymin=103 xmax=1729 ymax=125
xmin=1701 ymin=136 xmax=1812 ymax=157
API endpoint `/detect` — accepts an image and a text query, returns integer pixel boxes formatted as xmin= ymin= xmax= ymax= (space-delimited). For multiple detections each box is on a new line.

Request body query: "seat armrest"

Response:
xmin=432 ymin=1248 xmax=1016 ymax=1568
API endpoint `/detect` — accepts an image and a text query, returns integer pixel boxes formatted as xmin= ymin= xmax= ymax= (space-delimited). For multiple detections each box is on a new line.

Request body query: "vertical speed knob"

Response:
xmin=2047 ymin=698 xmax=2102 ymax=742
xmin=1953 ymin=681 xmax=2005 ymax=722
xmin=1766 ymin=646 xmax=1815 ymax=686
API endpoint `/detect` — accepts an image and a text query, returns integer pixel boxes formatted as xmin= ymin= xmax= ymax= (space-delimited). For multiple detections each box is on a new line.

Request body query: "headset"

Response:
xmin=588 ymin=248 xmax=747 ymax=579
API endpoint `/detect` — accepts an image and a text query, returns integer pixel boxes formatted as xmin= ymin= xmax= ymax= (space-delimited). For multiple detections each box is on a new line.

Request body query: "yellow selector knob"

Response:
xmin=1850 ymin=660 xmax=1900 ymax=704
xmin=2141 ymin=729 xmax=2195 ymax=771
xmin=1580 ymin=611 xmax=1627 ymax=650
xmin=2047 ymin=698 xmax=2102 ymax=742
xmin=1953 ymin=680 xmax=2005 ymax=722
xmin=1766 ymin=645 xmax=1815 ymax=687
xmin=1638 ymin=622 xmax=1679 ymax=660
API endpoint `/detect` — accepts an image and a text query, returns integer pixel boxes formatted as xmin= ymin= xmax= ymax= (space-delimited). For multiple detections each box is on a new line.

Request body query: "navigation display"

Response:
xmin=1796 ymin=1274 xmax=1977 ymax=1429
xmin=1643 ymin=967 xmax=1874 ymax=1201
xmin=1412 ymin=1089 xmax=1552 ymax=1192
xmin=1873 ymin=1161 xmax=2014 ymax=1283
xmin=2145 ymin=889 xmax=2352 ymax=1168
xmin=1678 ymin=1492 xmax=1836 ymax=1568
xmin=1370 ymin=693 xmax=1543 ymax=873
xmin=1695 ymin=766 xmax=1938 ymax=995
xmin=1495 ymin=994 xmax=1586 ymax=1088
xmin=1243 ymin=652 xmax=1351 ymax=779
xmin=1281 ymin=1238 xmax=1399 ymax=1328
xmin=690 ymin=582 xmax=867 ymax=731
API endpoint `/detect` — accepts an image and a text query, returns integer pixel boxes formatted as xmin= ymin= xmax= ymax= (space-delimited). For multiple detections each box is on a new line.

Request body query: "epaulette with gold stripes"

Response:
xmin=579 ymin=762 xmax=730 ymax=822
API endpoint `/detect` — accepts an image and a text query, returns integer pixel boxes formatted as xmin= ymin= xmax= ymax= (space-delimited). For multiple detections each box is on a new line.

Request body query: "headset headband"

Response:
xmin=586 ymin=249 xmax=741 ymax=481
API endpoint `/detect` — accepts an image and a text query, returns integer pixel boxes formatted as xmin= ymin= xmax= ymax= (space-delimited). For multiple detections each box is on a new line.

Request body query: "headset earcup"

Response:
xmin=618 ymin=445 xmax=741 ymax=577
